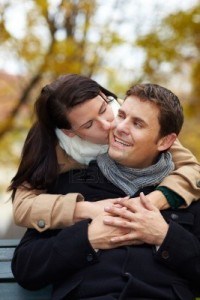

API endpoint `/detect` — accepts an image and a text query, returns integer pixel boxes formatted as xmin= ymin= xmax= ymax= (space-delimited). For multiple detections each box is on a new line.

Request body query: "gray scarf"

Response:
xmin=97 ymin=152 xmax=174 ymax=196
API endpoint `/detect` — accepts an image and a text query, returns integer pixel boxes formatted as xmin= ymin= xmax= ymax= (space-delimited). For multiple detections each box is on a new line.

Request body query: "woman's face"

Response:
xmin=65 ymin=94 xmax=115 ymax=144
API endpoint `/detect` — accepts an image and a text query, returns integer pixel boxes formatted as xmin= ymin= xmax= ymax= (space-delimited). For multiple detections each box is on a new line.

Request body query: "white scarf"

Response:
xmin=55 ymin=99 xmax=120 ymax=165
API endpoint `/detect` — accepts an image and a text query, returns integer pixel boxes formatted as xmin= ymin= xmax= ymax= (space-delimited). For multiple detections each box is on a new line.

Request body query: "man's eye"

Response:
xmin=117 ymin=113 xmax=124 ymax=119
xmin=134 ymin=122 xmax=142 ymax=128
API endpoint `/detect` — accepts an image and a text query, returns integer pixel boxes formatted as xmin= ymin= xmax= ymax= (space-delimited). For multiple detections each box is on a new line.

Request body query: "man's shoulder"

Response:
xmin=161 ymin=200 xmax=200 ymax=227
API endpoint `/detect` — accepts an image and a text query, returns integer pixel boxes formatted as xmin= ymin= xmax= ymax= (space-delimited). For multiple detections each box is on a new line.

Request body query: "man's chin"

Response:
xmin=108 ymin=148 xmax=124 ymax=162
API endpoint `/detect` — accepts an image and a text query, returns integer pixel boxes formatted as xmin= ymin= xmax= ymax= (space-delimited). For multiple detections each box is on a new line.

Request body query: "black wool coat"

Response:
xmin=12 ymin=161 xmax=200 ymax=300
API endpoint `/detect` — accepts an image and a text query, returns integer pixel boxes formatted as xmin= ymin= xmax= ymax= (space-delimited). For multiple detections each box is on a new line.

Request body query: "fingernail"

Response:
xmin=116 ymin=198 xmax=122 ymax=202
xmin=122 ymin=207 xmax=127 ymax=210
xmin=103 ymin=216 xmax=111 ymax=223
xmin=104 ymin=206 xmax=111 ymax=211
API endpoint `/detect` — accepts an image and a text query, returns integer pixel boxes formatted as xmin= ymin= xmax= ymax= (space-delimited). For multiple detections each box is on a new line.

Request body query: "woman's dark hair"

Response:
xmin=8 ymin=74 xmax=117 ymax=197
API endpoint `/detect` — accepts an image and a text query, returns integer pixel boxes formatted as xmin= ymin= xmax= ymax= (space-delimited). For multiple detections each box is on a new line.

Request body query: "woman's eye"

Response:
xmin=100 ymin=106 xmax=107 ymax=114
xmin=84 ymin=122 xmax=93 ymax=129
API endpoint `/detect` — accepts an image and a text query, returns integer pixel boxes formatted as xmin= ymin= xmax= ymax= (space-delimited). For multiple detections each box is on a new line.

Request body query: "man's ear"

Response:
xmin=61 ymin=129 xmax=76 ymax=137
xmin=157 ymin=133 xmax=177 ymax=152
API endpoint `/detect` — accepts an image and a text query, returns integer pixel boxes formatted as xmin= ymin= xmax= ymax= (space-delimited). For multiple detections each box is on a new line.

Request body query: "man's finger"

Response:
xmin=104 ymin=206 xmax=136 ymax=221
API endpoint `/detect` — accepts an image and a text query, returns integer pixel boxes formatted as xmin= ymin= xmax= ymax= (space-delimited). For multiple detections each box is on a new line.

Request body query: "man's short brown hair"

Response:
xmin=125 ymin=83 xmax=184 ymax=137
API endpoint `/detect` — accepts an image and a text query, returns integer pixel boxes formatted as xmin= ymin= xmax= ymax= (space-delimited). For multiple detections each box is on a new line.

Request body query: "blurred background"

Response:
xmin=0 ymin=0 xmax=199 ymax=238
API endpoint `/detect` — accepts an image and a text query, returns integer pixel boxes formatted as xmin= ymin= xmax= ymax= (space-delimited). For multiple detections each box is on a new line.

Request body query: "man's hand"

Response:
xmin=88 ymin=212 xmax=135 ymax=250
xmin=103 ymin=192 xmax=169 ymax=246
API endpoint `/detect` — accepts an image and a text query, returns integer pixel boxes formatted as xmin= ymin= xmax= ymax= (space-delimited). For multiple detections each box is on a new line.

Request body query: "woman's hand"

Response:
xmin=73 ymin=196 xmax=129 ymax=223
xmin=113 ymin=191 xmax=169 ymax=211
xmin=144 ymin=190 xmax=169 ymax=210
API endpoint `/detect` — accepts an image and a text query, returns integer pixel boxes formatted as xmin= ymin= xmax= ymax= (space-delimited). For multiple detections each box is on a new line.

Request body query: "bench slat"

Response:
xmin=0 ymin=248 xmax=15 ymax=261
xmin=0 ymin=239 xmax=52 ymax=299
xmin=0 ymin=262 xmax=13 ymax=279
xmin=0 ymin=240 xmax=19 ymax=247
xmin=0 ymin=283 xmax=52 ymax=300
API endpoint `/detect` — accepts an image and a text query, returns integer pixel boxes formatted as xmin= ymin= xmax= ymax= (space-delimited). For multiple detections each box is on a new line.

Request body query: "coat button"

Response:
xmin=124 ymin=272 xmax=131 ymax=277
xmin=161 ymin=250 xmax=169 ymax=259
xmin=86 ymin=254 xmax=93 ymax=262
xmin=196 ymin=180 xmax=200 ymax=188
xmin=37 ymin=219 xmax=46 ymax=228
xmin=171 ymin=213 xmax=178 ymax=220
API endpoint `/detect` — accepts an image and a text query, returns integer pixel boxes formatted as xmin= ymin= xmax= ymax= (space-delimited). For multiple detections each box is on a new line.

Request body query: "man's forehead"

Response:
xmin=120 ymin=96 xmax=141 ymax=112
xmin=122 ymin=95 xmax=158 ymax=110
xmin=121 ymin=96 xmax=160 ymax=123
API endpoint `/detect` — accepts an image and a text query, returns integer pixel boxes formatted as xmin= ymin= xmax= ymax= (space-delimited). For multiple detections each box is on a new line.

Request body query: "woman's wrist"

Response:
xmin=147 ymin=190 xmax=169 ymax=210
xmin=73 ymin=201 xmax=93 ymax=222
xmin=156 ymin=186 xmax=185 ymax=209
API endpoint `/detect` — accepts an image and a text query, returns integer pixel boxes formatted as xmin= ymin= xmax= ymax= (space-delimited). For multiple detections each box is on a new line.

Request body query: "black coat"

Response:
xmin=12 ymin=162 xmax=200 ymax=300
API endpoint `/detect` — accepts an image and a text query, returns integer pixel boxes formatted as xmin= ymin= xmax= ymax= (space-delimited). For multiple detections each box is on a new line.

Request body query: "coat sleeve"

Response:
xmin=158 ymin=139 xmax=200 ymax=205
xmin=155 ymin=202 xmax=200 ymax=285
xmin=11 ymin=220 xmax=99 ymax=290
xmin=13 ymin=145 xmax=85 ymax=231
xmin=13 ymin=187 xmax=84 ymax=232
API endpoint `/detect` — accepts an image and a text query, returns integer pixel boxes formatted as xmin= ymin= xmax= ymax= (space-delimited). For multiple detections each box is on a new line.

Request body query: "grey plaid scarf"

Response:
xmin=97 ymin=152 xmax=174 ymax=196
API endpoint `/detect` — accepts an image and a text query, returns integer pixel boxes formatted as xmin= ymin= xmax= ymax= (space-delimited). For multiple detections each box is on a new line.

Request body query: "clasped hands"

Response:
xmin=88 ymin=193 xmax=169 ymax=250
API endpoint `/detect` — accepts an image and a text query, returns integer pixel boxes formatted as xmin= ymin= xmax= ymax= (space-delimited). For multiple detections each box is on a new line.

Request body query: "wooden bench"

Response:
xmin=1 ymin=239 xmax=200 ymax=300
xmin=0 ymin=239 xmax=52 ymax=300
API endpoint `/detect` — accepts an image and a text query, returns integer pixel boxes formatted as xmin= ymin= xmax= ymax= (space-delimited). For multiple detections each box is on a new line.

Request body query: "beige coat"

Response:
xmin=13 ymin=140 xmax=200 ymax=232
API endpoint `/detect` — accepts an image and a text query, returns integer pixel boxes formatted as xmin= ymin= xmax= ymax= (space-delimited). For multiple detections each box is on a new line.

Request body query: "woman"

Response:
xmin=8 ymin=74 xmax=200 ymax=232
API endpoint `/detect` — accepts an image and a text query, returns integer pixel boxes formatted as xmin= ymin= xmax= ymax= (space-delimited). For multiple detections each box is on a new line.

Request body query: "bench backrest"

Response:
xmin=0 ymin=239 xmax=52 ymax=299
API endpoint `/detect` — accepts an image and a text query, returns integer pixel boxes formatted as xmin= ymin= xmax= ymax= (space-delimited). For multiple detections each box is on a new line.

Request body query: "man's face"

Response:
xmin=109 ymin=96 xmax=164 ymax=168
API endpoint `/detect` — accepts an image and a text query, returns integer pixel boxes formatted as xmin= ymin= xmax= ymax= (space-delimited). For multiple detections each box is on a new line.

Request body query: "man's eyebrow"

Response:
xmin=132 ymin=116 xmax=146 ymax=125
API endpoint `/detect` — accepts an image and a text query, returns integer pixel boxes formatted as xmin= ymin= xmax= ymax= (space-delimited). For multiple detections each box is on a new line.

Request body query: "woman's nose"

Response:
xmin=110 ymin=119 xmax=117 ymax=130
xmin=99 ymin=118 xmax=111 ymax=130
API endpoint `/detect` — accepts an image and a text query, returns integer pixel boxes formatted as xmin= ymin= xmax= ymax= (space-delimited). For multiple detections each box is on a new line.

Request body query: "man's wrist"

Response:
xmin=155 ymin=223 xmax=169 ymax=246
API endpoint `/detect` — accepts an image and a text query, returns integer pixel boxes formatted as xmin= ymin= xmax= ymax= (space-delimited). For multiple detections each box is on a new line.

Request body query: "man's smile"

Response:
xmin=112 ymin=134 xmax=133 ymax=147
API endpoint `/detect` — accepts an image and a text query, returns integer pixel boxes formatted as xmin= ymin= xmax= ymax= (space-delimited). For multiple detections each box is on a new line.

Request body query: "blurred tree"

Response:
xmin=135 ymin=3 xmax=200 ymax=159
xmin=0 ymin=0 xmax=199 ymax=194
xmin=136 ymin=3 xmax=200 ymax=112
xmin=0 ymin=0 xmax=125 ymax=138
xmin=0 ymin=0 xmax=130 ymax=193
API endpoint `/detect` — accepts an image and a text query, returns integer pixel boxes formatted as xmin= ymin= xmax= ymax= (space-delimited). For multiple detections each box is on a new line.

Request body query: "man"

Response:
xmin=12 ymin=84 xmax=200 ymax=300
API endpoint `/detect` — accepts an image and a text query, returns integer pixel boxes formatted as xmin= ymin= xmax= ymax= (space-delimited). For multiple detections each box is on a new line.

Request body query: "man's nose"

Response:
xmin=115 ymin=118 xmax=129 ymax=135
